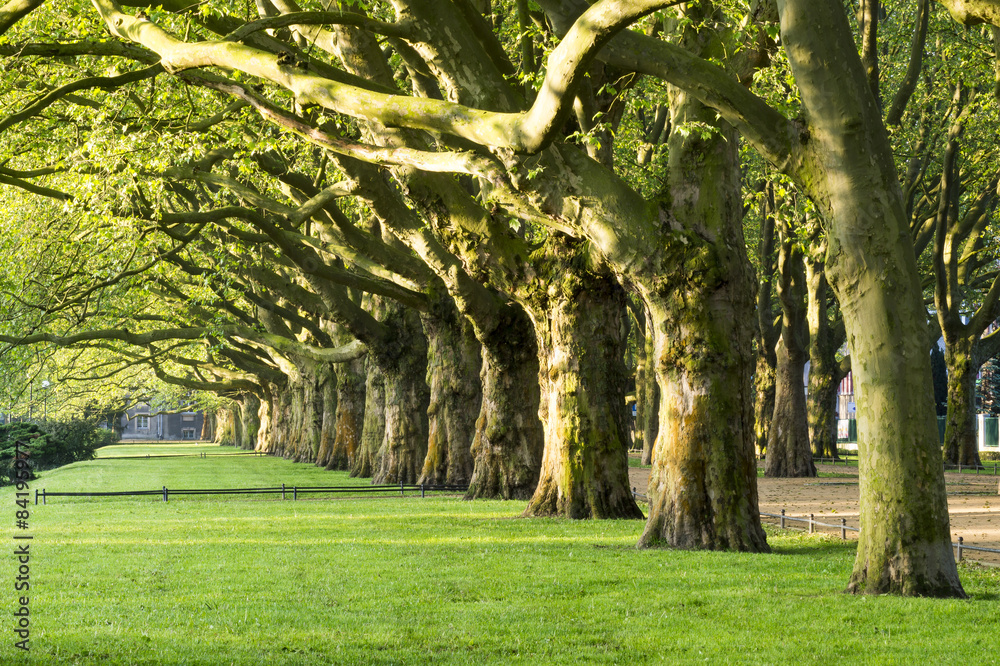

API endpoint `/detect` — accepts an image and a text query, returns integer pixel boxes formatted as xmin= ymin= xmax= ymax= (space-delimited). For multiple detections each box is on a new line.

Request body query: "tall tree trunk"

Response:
xmin=466 ymin=305 xmax=545 ymax=500
xmin=371 ymin=303 xmax=430 ymax=485
xmin=200 ymin=410 xmax=215 ymax=442
xmin=351 ymin=361 xmax=385 ymax=479
xmin=764 ymin=211 xmax=815 ymax=477
xmin=778 ymin=0 xmax=963 ymax=596
xmin=419 ymin=303 xmax=482 ymax=486
xmin=942 ymin=338 xmax=982 ymax=467
xmin=215 ymin=407 xmax=236 ymax=446
xmin=241 ymin=393 xmax=263 ymax=451
xmin=806 ymin=259 xmax=842 ymax=460
xmin=753 ymin=352 xmax=776 ymax=458
xmin=315 ymin=366 xmax=339 ymax=469
xmin=640 ymin=315 xmax=659 ymax=466
xmin=327 ymin=357 xmax=366 ymax=470
xmin=637 ymin=87 xmax=768 ymax=551
xmin=523 ymin=267 xmax=644 ymax=519
xmin=765 ymin=336 xmax=815 ymax=476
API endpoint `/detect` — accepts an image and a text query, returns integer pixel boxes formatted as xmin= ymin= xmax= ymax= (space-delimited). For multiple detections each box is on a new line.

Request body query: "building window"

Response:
xmin=182 ymin=412 xmax=196 ymax=422
xmin=136 ymin=415 xmax=150 ymax=430
xmin=182 ymin=428 xmax=196 ymax=440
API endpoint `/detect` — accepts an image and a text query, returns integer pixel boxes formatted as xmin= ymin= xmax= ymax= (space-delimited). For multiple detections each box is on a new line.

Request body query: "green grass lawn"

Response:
xmin=96 ymin=442 xmax=252 ymax=458
xmin=3 ymin=446 xmax=1000 ymax=664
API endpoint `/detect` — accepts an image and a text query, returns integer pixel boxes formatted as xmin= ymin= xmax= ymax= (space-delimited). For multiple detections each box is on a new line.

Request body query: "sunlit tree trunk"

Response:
xmin=351 ymin=361 xmax=384 ymax=479
xmin=778 ymin=0 xmax=963 ymax=596
xmin=637 ymin=86 xmax=767 ymax=551
xmin=523 ymin=265 xmax=644 ymax=519
xmin=942 ymin=338 xmax=982 ymax=467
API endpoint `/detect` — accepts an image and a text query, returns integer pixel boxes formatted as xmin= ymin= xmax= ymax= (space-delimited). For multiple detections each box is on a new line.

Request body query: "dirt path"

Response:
xmin=629 ymin=462 xmax=1000 ymax=564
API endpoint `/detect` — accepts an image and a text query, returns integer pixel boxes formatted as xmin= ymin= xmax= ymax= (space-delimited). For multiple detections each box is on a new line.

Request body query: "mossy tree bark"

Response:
xmin=326 ymin=356 xmax=365 ymax=471
xmin=351 ymin=360 xmax=385 ymax=479
xmin=523 ymin=260 xmax=644 ymax=519
xmin=754 ymin=185 xmax=779 ymax=458
xmin=419 ymin=302 xmax=482 ymax=486
xmin=941 ymin=339 xmax=982 ymax=467
xmin=777 ymin=0 xmax=963 ymax=596
xmin=805 ymin=251 xmax=846 ymax=460
xmin=370 ymin=300 xmax=430 ymax=485
xmin=466 ymin=304 xmax=545 ymax=500
xmin=764 ymin=214 xmax=815 ymax=478
xmin=636 ymin=83 xmax=767 ymax=550
xmin=639 ymin=312 xmax=659 ymax=466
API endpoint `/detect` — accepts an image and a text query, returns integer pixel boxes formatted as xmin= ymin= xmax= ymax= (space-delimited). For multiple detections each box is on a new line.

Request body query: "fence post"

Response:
xmin=841 ymin=518 xmax=847 ymax=540
xmin=34 ymin=489 xmax=38 ymax=506
xmin=780 ymin=509 xmax=785 ymax=529
xmin=421 ymin=484 xmax=425 ymax=498
xmin=41 ymin=489 xmax=45 ymax=506
xmin=400 ymin=480 xmax=404 ymax=496
xmin=293 ymin=486 xmax=297 ymax=501
xmin=809 ymin=514 xmax=814 ymax=534
xmin=957 ymin=536 xmax=964 ymax=562
xmin=282 ymin=483 xmax=286 ymax=500
xmin=163 ymin=486 xmax=168 ymax=502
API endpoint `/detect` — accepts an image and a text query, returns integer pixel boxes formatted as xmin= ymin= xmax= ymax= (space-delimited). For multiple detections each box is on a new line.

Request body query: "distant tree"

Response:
xmin=931 ymin=345 xmax=949 ymax=417
xmin=978 ymin=356 xmax=1000 ymax=416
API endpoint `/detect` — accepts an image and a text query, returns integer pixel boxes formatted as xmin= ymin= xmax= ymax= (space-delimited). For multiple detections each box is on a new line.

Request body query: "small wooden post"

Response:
xmin=780 ymin=509 xmax=785 ymax=529
xmin=841 ymin=518 xmax=847 ymax=540
xmin=282 ymin=483 xmax=286 ymax=500
xmin=809 ymin=514 xmax=814 ymax=534
xmin=421 ymin=484 xmax=425 ymax=498
xmin=400 ymin=480 xmax=405 ymax=496
xmin=957 ymin=536 xmax=964 ymax=562
xmin=293 ymin=486 xmax=297 ymax=501
xmin=163 ymin=486 xmax=168 ymax=502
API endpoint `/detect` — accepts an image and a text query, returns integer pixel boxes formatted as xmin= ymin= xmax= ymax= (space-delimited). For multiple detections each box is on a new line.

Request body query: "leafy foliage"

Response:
xmin=0 ymin=417 xmax=110 ymax=485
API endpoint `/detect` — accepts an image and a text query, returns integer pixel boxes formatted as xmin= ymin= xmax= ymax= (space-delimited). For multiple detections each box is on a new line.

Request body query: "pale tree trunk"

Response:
xmin=942 ymin=339 xmax=982 ymax=467
xmin=241 ymin=394 xmax=263 ymax=451
xmin=466 ymin=305 xmax=545 ymax=500
xmin=200 ymin=410 xmax=215 ymax=442
xmin=326 ymin=356 xmax=366 ymax=471
xmin=765 ymin=221 xmax=815 ymax=478
xmin=806 ymin=259 xmax=842 ymax=460
xmin=351 ymin=361 xmax=384 ymax=479
xmin=640 ymin=314 xmax=659 ymax=466
xmin=637 ymin=87 xmax=767 ymax=551
xmin=214 ymin=407 xmax=236 ymax=446
xmin=765 ymin=336 xmax=815 ymax=476
xmin=633 ymin=309 xmax=648 ymax=451
xmin=523 ymin=266 xmax=644 ymax=519
xmin=419 ymin=304 xmax=482 ymax=486
xmin=778 ymin=0 xmax=963 ymax=596
xmin=371 ymin=302 xmax=430 ymax=485
xmin=314 ymin=367 xmax=339 ymax=469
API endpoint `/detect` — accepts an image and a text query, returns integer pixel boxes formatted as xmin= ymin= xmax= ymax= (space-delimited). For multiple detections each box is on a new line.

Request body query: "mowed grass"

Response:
xmin=2 ymin=447 xmax=999 ymax=664
xmin=96 ymin=442 xmax=253 ymax=458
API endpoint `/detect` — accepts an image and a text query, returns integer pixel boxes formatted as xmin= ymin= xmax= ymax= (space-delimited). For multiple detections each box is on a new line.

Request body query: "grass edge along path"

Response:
xmin=2 ymin=446 xmax=999 ymax=664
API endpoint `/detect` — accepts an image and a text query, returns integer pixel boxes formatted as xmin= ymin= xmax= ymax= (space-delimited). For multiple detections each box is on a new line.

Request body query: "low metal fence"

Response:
xmin=632 ymin=490 xmax=1000 ymax=563
xmin=35 ymin=482 xmax=469 ymax=504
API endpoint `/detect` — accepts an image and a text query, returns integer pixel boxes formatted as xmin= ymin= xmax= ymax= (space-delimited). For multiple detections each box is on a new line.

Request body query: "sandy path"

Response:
xmin=629 ymin=462 xmax=1000 ymax=564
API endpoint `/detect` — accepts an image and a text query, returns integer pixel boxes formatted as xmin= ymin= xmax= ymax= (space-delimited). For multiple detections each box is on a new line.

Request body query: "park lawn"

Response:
xmin=2 ymin=449 xmax=999 ymax=664
xmin=36 ymin=445 xmax=371 ymax=495
xmin=96 ymin=442 xmax=249 ymax=458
